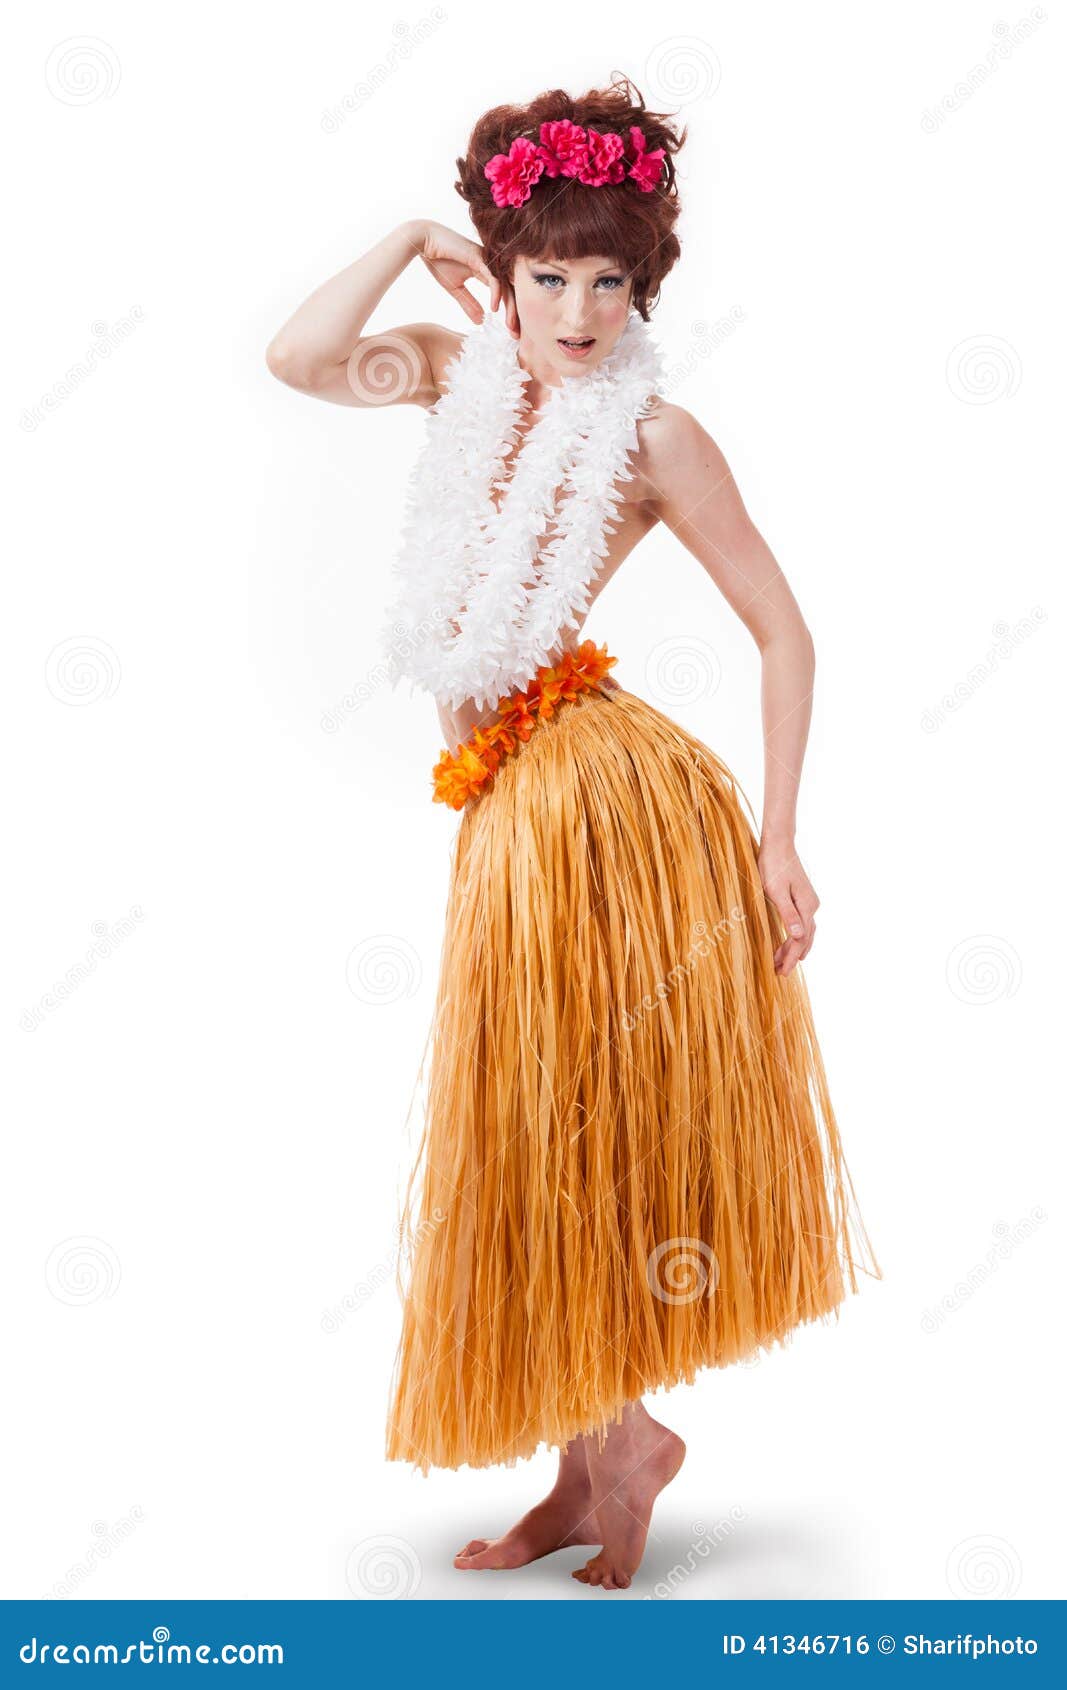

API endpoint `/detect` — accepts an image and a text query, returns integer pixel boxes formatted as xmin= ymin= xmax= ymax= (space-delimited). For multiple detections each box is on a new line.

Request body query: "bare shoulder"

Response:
xmin=632 ymin=400 xmax=732 ymax=508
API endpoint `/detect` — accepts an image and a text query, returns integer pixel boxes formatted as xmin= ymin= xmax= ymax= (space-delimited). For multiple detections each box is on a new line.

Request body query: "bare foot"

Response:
xmin=571 ymin=1405 xmax=686 ymax=1591
xmin=454 ymin=1443 xmax=599 ymax=1571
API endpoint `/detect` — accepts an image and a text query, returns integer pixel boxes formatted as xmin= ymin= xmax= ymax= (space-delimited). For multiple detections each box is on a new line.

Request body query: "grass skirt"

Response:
xmin=386 ymin=675 xmax=880 ymax=1474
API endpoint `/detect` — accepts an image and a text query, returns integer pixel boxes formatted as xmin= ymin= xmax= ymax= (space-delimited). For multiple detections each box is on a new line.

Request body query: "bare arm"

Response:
xmin=640 ymin=403 xmax=820 ymax=976
xmin=265 ymin=219 xmax=500 ymax=409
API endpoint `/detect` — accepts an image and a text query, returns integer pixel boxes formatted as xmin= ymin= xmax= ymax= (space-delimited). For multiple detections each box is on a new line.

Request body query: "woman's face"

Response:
xmin=509 ymin=253 xmax=633 ymax=376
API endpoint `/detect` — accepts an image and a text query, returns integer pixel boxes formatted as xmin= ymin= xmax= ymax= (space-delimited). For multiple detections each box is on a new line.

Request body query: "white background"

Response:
xmin=4 ymin=0 xmax=1062 ymax=1602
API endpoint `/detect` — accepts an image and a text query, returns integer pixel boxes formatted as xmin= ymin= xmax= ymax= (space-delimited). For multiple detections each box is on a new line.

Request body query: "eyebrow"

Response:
xmin=532 ymin=260 xmax=624 ymax=275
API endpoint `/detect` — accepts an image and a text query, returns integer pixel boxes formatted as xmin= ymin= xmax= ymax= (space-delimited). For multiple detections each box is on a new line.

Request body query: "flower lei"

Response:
xmin=431 ymin=640 xmax=618 ymax=809
xmin=485 ymin=120 xmax=666 ymax=209
xmin=380 ymin=306 xmax=665 ymax=712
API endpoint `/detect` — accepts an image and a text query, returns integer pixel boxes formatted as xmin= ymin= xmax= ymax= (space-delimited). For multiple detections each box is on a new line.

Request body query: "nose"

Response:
xmin=560 ymin=290 xmax=598 ymax=332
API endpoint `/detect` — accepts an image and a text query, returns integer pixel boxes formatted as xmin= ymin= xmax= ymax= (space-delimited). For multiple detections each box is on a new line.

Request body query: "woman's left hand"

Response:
xmin=757 ymin=835 xmax=819 ymax=976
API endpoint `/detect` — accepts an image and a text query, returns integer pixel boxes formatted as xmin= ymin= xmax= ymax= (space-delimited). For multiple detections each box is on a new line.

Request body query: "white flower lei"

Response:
xmin=379 ymin=306 xmax=667 ymax=711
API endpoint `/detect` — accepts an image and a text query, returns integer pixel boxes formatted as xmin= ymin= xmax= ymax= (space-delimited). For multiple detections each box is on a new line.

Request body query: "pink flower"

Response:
xmin=536 ymin=119 xmax=590 ymax=180
xmin=577 ymin=126 xmax=626 ymax=187
xmin=484 ymin=136 xmax=546 ymax=208
xmin=625 ymin=125 xmax=666 ymax=193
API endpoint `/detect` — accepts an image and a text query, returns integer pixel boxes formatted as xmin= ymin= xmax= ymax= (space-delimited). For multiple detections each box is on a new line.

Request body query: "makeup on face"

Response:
xmin=516 ymin=256 xmax=631 ymax=368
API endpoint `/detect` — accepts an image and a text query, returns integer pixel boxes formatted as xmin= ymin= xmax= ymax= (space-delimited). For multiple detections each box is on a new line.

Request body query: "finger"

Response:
xmin=452 ymin=284 xmax=484 ymax=324
xmin=775 ymin=942 xmax=802 ymax=977
xmin=773 ymin=928 xmax=806 ymax=974
xmin=792 ymin=891 xmax=818 ymax=927
xmin=774 ymin=896 xmax=805 ymax=944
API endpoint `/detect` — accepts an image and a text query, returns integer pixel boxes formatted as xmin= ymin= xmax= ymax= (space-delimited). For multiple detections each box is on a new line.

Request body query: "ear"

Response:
xmin=500 ymin=275 xmax=520 ymax=340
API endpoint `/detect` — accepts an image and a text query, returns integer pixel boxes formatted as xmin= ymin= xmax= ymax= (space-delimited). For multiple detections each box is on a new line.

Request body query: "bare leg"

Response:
xmin=453 ymin=1432 xmax=601 ymax=1570
xmin=571 ymin=1400 xmax=686 ymax=1591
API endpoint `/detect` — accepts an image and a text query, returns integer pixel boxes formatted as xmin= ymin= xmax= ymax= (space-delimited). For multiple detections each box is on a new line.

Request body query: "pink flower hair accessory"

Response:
xmin=484 ymin=119 xmax=666 ymax=209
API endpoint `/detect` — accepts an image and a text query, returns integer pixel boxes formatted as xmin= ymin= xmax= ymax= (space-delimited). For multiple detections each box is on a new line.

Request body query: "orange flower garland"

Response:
xmin=432 ymin=641 xmax=618 ymax=810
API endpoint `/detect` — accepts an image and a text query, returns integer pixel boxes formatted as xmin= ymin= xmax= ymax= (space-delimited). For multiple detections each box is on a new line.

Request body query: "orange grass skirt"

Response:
xmin=386 ymin=662 xmax=881 ymax=1473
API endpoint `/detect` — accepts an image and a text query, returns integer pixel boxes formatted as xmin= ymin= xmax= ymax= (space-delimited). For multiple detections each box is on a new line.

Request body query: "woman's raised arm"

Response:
xmin=265 ymin=219 xmax=503 ymax=409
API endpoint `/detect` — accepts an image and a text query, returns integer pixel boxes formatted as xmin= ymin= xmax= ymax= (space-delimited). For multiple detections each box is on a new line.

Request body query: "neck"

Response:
xmin=515 ymin=336 xmax=568 ymax=401
xmin=513 ymin=315 xmax=632 ymax=399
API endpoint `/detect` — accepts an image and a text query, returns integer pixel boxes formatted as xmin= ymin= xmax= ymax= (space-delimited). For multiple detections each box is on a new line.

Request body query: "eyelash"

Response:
xmin=532 ymin=273 xmax=625 ymax=292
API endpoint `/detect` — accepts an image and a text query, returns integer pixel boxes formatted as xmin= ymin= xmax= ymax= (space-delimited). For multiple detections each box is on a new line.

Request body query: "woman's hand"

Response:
xmin=757 ymin=834 xmax=819 ymax=976
xmin=411 ymin=220 xmax=505 ymax=327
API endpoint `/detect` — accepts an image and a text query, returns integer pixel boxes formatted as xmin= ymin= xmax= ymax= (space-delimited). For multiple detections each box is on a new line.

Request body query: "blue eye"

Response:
xmin=532 ymin=273 xmax=625 ymax=291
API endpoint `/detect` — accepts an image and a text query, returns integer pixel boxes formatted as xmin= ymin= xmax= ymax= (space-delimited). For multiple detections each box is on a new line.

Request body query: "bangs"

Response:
xmin=504 ymin=181 xmax=641 ymax=277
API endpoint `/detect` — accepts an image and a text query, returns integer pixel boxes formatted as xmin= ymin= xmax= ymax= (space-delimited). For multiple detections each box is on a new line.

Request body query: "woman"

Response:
xmin=267 ymin=76 xmax=880 ymax=1593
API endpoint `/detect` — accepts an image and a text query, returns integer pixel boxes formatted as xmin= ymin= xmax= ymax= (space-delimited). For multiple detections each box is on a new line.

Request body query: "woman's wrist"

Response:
xmin=397 ymin=218 xmax=427 ymax=253
xmin=758 ymin=823 xmax=796 ymax=852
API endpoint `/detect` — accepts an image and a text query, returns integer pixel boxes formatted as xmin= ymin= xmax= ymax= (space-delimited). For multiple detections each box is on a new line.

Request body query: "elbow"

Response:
xmin=753 ymin=617 xmax=815 ymax=665
xmin=265 ymin=338 xmax=314 ymax=389
xmin=793 ymin=622 xmax=816 ymax=676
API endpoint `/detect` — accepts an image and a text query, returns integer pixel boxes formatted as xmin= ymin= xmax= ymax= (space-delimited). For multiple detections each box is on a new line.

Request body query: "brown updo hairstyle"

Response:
xmin=454 ymin=74 xmax=686 ymax=321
